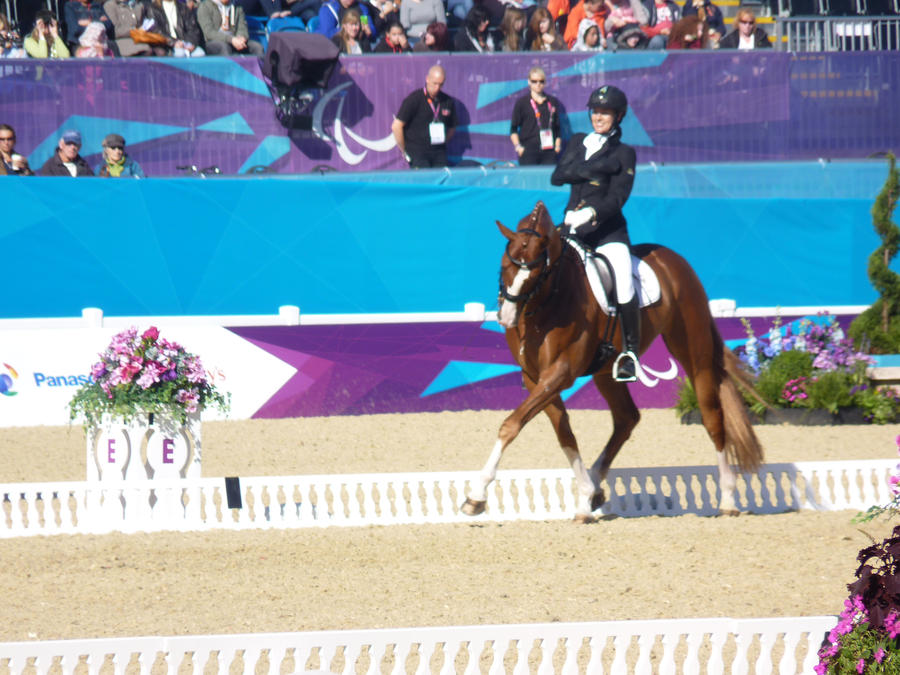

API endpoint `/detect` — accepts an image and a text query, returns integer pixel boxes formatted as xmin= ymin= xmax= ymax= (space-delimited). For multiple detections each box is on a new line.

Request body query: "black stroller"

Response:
xmin=260 ymin=31 xmax=340 ymax=135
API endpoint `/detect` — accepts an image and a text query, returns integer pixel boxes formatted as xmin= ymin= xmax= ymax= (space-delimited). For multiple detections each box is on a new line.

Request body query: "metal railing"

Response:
xmin=775 ymin=15 xmax=900 ymax=50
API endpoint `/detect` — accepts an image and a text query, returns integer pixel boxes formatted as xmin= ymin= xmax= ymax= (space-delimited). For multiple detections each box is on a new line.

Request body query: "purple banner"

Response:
xmin=1 ymin=52 xmax=897 ymax=176
xmin=228 ymin=313 xmax=823 ymax=418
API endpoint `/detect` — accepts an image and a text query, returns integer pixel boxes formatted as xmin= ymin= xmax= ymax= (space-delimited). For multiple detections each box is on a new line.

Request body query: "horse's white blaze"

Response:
xmin=498 ymin=268 xmax=530 ymax=329
xmin=468 ymin=439 xmax=503 ymax=502
xmin=562 ymin=448 xmax=596 ymax=516
xmin=717 ymin=451 xmax=738 ymax=512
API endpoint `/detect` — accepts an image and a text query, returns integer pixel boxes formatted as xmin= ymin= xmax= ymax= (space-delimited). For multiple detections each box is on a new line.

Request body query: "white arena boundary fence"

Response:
xmin=0 ymin=616 xmax=839 ymax=675
xmin=1 ymin=460 xmax=894 ymax=538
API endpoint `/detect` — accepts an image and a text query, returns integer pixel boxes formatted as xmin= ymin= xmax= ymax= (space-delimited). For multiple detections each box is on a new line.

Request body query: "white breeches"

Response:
xmin=595 ymin=241 xmax=634 ymax=305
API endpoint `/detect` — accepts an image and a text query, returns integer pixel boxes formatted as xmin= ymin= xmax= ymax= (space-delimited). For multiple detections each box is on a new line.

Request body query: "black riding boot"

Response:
xmin=613 ymin=296 xmax=641 ymax=382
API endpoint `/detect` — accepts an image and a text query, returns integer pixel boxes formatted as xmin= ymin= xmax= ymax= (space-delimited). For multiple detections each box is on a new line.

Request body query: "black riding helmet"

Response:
xmin=586 ymin=85 xmax=628 ymax=122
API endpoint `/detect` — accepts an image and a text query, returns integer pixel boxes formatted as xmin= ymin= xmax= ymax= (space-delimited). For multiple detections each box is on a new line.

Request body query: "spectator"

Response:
xmin=398 ymin=0 xmax=443 ymax=43
xmin=479 ymin=0 xmax=533 ymax=27
xmin=96 ymin=133 xmax=144 ymax=177
xmin=373 ymin=19 xmax=410 ymax=51
xmin=453 ymin=5 xmax=494 ymax=52
xmin=74 ymin=19 xmax=114 ymax=55
xmin=198 ymin=0 xmax=264 ymax=54
xmin=562 ymin=0 xmax=604 ymax=48
xmin=331 ymin=6 xmax=370 ymax=52
xmin=146 ymin=0 xmax=206 ymax=56
xmin=103 ymin=0 xmax=162 ymax=55
xmin=446 ymin=0 xmax=471 ymax=22
xmin=24 ymin=10 xmax=70 ymax=57
xmin=366 ymin=0 xmax=399 ymax=35
xmin=613 ymin=22 xmax=647 ymax=48
xmin=391 ymin=63 xmax=457 ymax=169
xmin=497 ymin=6 xmax=526 ymax=51
xmin=63 ymin=0 xmax=111 ymax=48
xmin=39 ymin=129 xmax=93 ymax=176
xmin=681 ymin=0 xmax=723 ymax=44
xmin=0 ymin=124 xmax=33 ymax=175
xmin=719 ymin=6 xmax=771 ymax=49
xmin=411 ymin=20 xmax=447 ymax=50
xmin=603 ymin=0 xmax=648 ymax=43
xmin=571 ymin=17 xmax=602 ymax=50
xmin=509 ymin=66 xmax=561 ymax=166
xmin=0 ymin=12 xmax=26 ymax=57
xmin=526 ymin=7 xmax=565 ymax=50
xmin=546 ymin=0 xmax=570 ymax=36
xmin=666 ymin=14 xmax=709 ymax=48
xmin=316 ymin=0 xmax=375 ymax=40
xmin=640 ymin=0 xmax=678 ymax=49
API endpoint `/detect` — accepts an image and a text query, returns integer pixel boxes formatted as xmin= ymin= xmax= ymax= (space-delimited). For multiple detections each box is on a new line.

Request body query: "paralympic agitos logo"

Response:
xmin=0 ymin=362 xmax=19 ymax=396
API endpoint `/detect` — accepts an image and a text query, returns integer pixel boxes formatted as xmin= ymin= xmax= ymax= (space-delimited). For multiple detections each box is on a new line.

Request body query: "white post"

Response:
xmin=278 ymin=305 xmax=300 ymax=325
xmin=81 ymin=307 xmax=103 ymax=327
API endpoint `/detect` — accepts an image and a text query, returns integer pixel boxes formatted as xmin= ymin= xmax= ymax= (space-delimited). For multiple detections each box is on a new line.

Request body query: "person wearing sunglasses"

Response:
xmin=718 ymin=6 xmax=771 ymax=49
xmin=97 ymin=133 xmax=145 ymax=178
xmin=39 ymin=129 xmax=94 ymax=176
xmin=0 ymin=125 xmax=34 ymax=176
xmin=509 ymin=67 xmax=562 ymax=166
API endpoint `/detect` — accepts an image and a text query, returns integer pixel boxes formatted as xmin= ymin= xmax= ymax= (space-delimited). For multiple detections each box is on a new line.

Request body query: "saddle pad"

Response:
xmin=566 ymin=238 xmax=661 ymax=315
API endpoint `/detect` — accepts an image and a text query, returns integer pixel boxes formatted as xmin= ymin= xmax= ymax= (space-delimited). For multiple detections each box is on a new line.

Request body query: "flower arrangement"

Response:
xmin=68 ymin=326 xmax=229 ymax=427
xmin=816 ymin=437 xmax=900 ymax=673
xmin=674 ymin=313 xmax=900 ymax=424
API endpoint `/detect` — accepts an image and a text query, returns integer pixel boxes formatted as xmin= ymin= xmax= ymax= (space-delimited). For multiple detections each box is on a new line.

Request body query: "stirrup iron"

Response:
xmin=612 ymin=350 xmax=639 ymax=383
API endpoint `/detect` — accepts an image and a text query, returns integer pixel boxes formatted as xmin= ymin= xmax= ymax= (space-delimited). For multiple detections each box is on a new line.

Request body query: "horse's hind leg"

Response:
xmin=541 ymin=395 xmax=600 ymax=521
xmin=588 ymin=374 xmax=641 ymax=507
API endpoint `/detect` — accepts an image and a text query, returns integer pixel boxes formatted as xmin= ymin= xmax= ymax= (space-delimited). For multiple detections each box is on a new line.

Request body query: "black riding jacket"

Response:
xmin=551 ymin=131 xmax=636 ymax=248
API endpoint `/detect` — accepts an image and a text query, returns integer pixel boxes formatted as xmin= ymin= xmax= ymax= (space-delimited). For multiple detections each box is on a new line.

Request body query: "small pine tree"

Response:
xmin=849 ymin=153 xmax=900 ymax=354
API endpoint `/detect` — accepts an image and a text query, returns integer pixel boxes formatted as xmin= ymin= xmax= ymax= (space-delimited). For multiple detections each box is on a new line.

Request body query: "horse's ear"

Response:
xmin=496 ymin=220 xmax=516 ymax=241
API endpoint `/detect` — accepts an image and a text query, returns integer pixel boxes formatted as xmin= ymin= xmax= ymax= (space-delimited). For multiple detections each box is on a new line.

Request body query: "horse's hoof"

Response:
xmin=573 ymin=513 xmax=596 ymax=524
xmin=461 ymin=498 xmax=486 ymax=516
xmin=590 ymin=489 xmax=606 ymax=512
xmin=719 ymin=508 xmax=741 ymax=517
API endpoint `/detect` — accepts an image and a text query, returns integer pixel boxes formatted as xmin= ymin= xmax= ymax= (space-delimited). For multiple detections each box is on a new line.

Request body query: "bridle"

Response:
xmin=498 ymin=227 xmax=555 ymax=311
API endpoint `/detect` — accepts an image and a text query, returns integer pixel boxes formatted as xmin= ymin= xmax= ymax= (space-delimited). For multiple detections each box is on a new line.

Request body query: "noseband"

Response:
xmin=498 ymin=227 xmax=553 ymax=307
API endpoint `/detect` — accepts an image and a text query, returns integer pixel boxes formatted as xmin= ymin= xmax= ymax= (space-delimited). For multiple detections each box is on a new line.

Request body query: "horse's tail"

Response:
xmin=720 ymin=346 xmax=764 ymax=474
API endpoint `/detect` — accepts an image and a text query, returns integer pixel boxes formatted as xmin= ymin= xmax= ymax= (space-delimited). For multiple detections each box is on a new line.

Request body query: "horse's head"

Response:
xmin=495 ymin=201 xmax=561 ymax=329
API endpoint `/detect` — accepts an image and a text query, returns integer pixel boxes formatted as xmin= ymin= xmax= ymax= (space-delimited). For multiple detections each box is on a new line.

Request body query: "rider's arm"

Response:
xmin=550 ymin=135 xmax=586 ymax=185
xmin=581 ymin=144 xmax=636 ymax=226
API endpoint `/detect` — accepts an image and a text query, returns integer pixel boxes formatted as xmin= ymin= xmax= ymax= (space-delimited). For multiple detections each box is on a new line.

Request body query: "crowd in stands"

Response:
xmin=0 ymin=0 xmax=775 ymax=57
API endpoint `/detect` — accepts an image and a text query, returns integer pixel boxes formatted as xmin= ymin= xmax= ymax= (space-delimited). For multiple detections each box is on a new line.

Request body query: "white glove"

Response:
xmin=564 ymin=207 xmax=595 ymax=231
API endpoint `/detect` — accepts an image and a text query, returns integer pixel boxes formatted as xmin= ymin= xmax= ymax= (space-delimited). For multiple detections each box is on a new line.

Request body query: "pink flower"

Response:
xmin=875 ymin=647 xmax=885 ymax=664
xmin=814 ymin=663 xmax=827 ymax=675
xmin=142 ymin=326 xmax=160 ymax=341
xmin=885 ymin=611 xmax=900 ymax=639
xmin=857 ymin=657 xmax=865 ymax=673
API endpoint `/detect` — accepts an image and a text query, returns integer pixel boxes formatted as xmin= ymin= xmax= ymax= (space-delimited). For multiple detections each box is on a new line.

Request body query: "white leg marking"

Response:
xmin=563 ymin=449 xmax=596 ymax=516
xmin=717 ymin=451 xmax=738 ymax=513
xmin=469 ymin=439 xmax=503 ymax=502
xmin=498 ymin=269 xmax=530 ymax=329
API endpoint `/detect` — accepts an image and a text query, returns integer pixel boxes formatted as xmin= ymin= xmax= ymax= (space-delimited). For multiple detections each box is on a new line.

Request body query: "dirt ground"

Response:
xmin=0 ymin=409 xmax=897 ymax=644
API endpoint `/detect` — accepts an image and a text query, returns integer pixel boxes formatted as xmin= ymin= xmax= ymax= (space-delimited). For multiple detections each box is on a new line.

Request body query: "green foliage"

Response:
xmin=673 ymin=377 xmax=697 ymax=418
xmin=821 ymin=622 xmax=900 ymax=674
xmin=849 ymin=153 xmax=900 ymax=354
xmin=755 ymin=349 xmax=814 ymax=407
xmin=804 ymin=371 xmax=854 ymax=414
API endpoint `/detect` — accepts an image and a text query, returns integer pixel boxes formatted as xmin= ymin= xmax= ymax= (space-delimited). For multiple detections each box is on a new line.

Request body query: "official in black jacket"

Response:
xmin=551 ymin=85 xmax=640 ymax=382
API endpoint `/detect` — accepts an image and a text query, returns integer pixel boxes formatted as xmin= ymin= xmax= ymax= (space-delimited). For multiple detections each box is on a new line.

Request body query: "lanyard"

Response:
xmin=529 ymin=98 xmax=554 ymax=129
xmin=424 ymin=89 xmax=441 ymax=122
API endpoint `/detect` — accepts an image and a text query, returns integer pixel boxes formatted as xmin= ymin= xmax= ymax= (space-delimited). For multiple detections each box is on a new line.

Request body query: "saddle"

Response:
xmin=565 ymin=237 xmax=661 ymax=314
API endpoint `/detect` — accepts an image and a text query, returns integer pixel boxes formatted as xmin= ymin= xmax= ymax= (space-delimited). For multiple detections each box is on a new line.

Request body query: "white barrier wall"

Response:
xmin=0 ymin=616 xmax=837 ymax=675
xmin=1 ymin=460 xmax=892 ymax=538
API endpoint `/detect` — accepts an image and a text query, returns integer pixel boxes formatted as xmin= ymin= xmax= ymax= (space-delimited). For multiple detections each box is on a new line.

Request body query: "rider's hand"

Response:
xmin=564 ymin=207 xmax=595 ymax=230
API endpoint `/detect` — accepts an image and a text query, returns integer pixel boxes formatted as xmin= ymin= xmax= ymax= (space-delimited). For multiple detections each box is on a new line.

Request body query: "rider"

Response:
xmin=550 ymin=84 xmax=640 ymax=382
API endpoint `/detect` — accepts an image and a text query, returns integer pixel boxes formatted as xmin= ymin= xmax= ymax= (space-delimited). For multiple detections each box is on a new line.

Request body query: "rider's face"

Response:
xmin=590 ymin=108 xmax=617 ymax=134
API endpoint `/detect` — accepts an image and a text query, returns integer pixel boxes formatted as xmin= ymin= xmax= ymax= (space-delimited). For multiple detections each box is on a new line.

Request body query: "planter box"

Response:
xmin=86 ymin=412 xmax=201 ymax=481
xmin=680 ymin=406 xmax=884 ymax=426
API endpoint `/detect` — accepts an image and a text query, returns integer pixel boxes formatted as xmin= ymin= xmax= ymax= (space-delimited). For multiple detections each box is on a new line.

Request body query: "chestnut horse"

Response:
xmin=461 ymin=201 xmax=763 ymax=522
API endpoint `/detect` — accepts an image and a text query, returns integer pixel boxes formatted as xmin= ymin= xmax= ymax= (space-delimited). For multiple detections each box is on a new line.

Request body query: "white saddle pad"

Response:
xmin=566 ymin=238 xmax=661 ymax=314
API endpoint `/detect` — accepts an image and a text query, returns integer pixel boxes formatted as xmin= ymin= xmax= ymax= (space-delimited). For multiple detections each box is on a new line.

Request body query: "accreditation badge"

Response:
xmin=540 ymin=129 xmax=554 ymax=150
xmin=429 ymin=122 xmax=446 ymax=145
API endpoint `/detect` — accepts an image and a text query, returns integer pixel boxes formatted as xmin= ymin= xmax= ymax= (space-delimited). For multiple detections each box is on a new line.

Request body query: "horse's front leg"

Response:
xmin=462 ymin=361 xmax=573 ymax=516
xmin=588 ymin=373 xmax=641 ymax=509
xmin=539 ymin=392 xmax=600 ymax=522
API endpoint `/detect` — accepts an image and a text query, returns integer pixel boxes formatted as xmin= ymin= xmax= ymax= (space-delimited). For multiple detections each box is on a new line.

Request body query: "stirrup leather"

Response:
xmin=612 ymin=350 xmax=639 ymax=383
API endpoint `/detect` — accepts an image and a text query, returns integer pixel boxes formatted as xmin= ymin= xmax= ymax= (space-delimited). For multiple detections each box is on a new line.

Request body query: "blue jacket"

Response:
xmin=316 ymin=0 xmax=377 ymax=40
xmin=96 ymin=155 xmax=145 ymax=177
